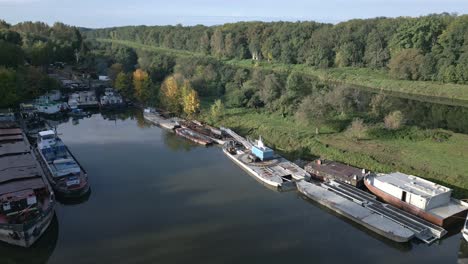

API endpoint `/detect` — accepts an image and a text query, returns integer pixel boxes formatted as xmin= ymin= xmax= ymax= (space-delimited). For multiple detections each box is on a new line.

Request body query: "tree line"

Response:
xmin=90 ymin=41 xmax=468 ymax=134
xmin=0 ymin=20 xmax=85 ymax=108
xmin=85 ymin=13 xmax=468 ymax=84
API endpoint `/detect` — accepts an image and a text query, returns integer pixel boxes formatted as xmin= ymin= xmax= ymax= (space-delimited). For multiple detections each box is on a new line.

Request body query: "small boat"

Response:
xmin=36 ymin=130 xmax=89 ymax=197
xmin=175 ymin=128 xmax=213 ymax=146
xmin=463 ymin=215 xmax=468 ymax=242
xmin=99 ymin=88 xmax=125 ymax=109
xmin=365 ymin=172 xmax=468 ymax=227
xmin=68 ymin=91 xmax=99 ymax=109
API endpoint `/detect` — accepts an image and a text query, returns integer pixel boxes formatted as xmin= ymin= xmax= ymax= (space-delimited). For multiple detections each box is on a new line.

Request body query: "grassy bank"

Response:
xmin=96 ymin=38 xmax=468 ymax=107
xmin=198 ymin=106 xmax=468 ymax=198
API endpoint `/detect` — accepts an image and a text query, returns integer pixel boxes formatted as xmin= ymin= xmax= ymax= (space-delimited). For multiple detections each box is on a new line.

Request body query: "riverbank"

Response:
xmin=95 ymin=38 xmax=468 ymax=108
xmin=198 ymin=107 xmax=468 ymax=198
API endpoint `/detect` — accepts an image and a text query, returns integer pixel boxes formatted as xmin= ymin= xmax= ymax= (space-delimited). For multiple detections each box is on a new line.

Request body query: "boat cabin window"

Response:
xmin=41 ymin=134 xmax=55 ymax=140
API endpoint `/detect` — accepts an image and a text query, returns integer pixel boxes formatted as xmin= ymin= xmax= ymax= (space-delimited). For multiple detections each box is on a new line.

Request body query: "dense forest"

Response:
xmin=86 ymin=14 xmax=468 ymax=84
xmin=0 ymin=20 xmax=86 ymax=108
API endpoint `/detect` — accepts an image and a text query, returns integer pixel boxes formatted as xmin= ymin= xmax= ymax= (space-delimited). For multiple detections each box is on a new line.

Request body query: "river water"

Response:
xmin=1 ymin=109 xmax=465 ymax=264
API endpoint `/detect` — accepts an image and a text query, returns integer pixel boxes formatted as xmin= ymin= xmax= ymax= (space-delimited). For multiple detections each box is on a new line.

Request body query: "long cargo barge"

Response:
xmin=0 ymin=121 xmax=55 ymax=247
xmin=143 ymin=108 xmax=180 ymax=130
xmin=297 ymin=180 xmax=415 ymax=243
xmin=298 ymin=180 xmax=447 ymax=244
xmin=175 ymin=128 xmax=213 ymax=146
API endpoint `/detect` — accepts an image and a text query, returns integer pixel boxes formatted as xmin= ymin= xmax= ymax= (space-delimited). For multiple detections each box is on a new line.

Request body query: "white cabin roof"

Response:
xmin=376 ymin=172 xmax=451 ymax=198
xmin=38 ymin=130 xmax=55 ymax=137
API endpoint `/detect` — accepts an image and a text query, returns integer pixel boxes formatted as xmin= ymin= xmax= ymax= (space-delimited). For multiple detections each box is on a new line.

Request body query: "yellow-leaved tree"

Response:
xmin=160 ymin=74 xmax=182 ymax=113
xmin=183 ymin=87 xmax=200 ymax=117
xmin=133 ymin=69 xmax=151 ymax=103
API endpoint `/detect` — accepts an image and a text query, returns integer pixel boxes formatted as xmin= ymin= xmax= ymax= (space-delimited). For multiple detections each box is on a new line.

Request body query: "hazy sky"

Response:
xmin=1 ymin=0 xmax=467 ymax=28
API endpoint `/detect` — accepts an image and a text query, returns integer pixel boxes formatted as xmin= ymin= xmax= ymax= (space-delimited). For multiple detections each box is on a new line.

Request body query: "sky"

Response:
xmin=1 ymin=0 xmax=467 ymax=28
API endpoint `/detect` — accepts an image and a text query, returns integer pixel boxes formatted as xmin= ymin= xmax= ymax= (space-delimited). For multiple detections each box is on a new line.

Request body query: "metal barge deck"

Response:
xmin=143 ymin=110 xmax=180 ymax=130
xmin=297 ymin=180 xmax=447 ymax=244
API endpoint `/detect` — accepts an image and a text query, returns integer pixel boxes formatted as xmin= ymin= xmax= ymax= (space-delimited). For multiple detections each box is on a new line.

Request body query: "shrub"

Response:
xmin=346 ymin=118 xmax=368 ymax=140
xmin=384 ymin=111 xmax=404 ymax=130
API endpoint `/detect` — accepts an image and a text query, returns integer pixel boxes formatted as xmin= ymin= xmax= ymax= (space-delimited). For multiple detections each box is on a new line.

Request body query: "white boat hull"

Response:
xmin=223 ymin=149 xmax=282 ymax=188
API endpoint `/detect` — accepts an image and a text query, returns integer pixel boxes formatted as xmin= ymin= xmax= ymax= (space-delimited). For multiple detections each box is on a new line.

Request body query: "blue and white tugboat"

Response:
xmin=36 ymin=130 xmax=89 ymax=197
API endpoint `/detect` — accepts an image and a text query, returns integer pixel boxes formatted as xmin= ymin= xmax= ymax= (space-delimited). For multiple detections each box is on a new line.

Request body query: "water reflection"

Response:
xmin=57 ymin=188 xmax=92 ymax=206
xmin=297 ymin=192 xmax=413 ymax=252
xmin=162 ymin=131 xmax=198 ymax=152
xmin=460 ymin=238 xmax=468 ymax=264
xmin=0 ymin=215 xmax=59 ymax=264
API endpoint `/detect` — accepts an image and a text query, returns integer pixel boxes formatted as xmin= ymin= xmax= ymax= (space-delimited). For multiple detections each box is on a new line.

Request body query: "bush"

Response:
xmin=346 ymin=118 xmax=368 ymax=140
xmin=384 ymin=111 xmax=404 ymax=130
xmin=210 ymin=99 xmax=225 ymax=121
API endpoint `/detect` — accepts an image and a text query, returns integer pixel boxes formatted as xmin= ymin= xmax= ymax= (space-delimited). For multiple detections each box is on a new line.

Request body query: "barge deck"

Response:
xmin=298 ymin=180 xmax=447 ymax=244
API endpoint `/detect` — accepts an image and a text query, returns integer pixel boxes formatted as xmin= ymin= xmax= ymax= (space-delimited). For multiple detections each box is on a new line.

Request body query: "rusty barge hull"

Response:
xmin=365 ymin=179 xmax=468 ymax=228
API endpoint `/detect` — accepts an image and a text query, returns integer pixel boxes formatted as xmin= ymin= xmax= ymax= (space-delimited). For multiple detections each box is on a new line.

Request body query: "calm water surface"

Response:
xmin=1 ymin=109 xmax=466 ymax=264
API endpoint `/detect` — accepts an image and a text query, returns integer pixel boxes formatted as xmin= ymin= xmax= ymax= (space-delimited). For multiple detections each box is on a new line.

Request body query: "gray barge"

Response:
xmin=297 ymin=180 xmax=447 ymax=244
xmin=221 ymin=128 xmax=309 ymax=189
xmin=143 ymin=108 xmax=181 ymax=130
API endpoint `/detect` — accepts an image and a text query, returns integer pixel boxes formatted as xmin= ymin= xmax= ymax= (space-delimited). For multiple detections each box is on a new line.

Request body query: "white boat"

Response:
xmin=33 ymin=97 xmax=67 ymax=115
xmin=464 ymin=215 xmax=468 ymax=242
xmin=99 ymin=88 xmax=124 ymax=108
xmin=68 ymin=91 xmax=98 ymax=109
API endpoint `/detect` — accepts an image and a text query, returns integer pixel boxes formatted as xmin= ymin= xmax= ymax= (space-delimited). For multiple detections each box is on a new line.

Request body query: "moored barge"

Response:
xmin=221 ymin=128 xmax=309 ymax=189
xmin=365 ymin=172 xmax=468 ymax=228
xmin=297 ymin=180 xmax=415 ymax=243
xmin=35 ymin=130 xmax=89 ymax=198
xmin=143 ymin=108 xmax=180 ymax=130
xmin=175 ymin=128 xmax=213 ymax=146
xmin=0 ymin=122 xmax=55 ymax=247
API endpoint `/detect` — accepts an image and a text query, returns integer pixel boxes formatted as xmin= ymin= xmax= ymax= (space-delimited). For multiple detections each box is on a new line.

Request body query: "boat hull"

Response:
xmin=223 ymin=149 xmax=282 ymax=188
xmin=297 ymin=181 xmax=414 ymax=243
xmin=35 ymin=146 xmax=90 ymax=198
xmin=0 ymin=205 xmax=54 ymax=247
xmin=176 ymin=128 xmax=212 ymax=146
xmin=365 ymin=179 xmax=467 ymax=228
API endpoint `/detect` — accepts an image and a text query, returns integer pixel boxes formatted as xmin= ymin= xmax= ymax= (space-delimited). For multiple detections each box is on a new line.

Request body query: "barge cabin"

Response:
xmin=305 ymin=159 xmax=367 ymax=187
xmin=365 ymin=172 xmax=468 ymax=227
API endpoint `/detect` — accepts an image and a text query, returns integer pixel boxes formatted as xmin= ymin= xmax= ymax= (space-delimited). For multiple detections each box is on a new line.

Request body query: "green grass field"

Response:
xmin=97 ymin=38 xmax=468 ymax=107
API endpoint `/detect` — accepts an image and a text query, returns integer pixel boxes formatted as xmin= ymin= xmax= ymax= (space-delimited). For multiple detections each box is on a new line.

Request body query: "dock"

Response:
xmin=302 ymin=180 xmax=447 ymax=244
xmin=220 ymin=127 xmax=252 ymax=149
